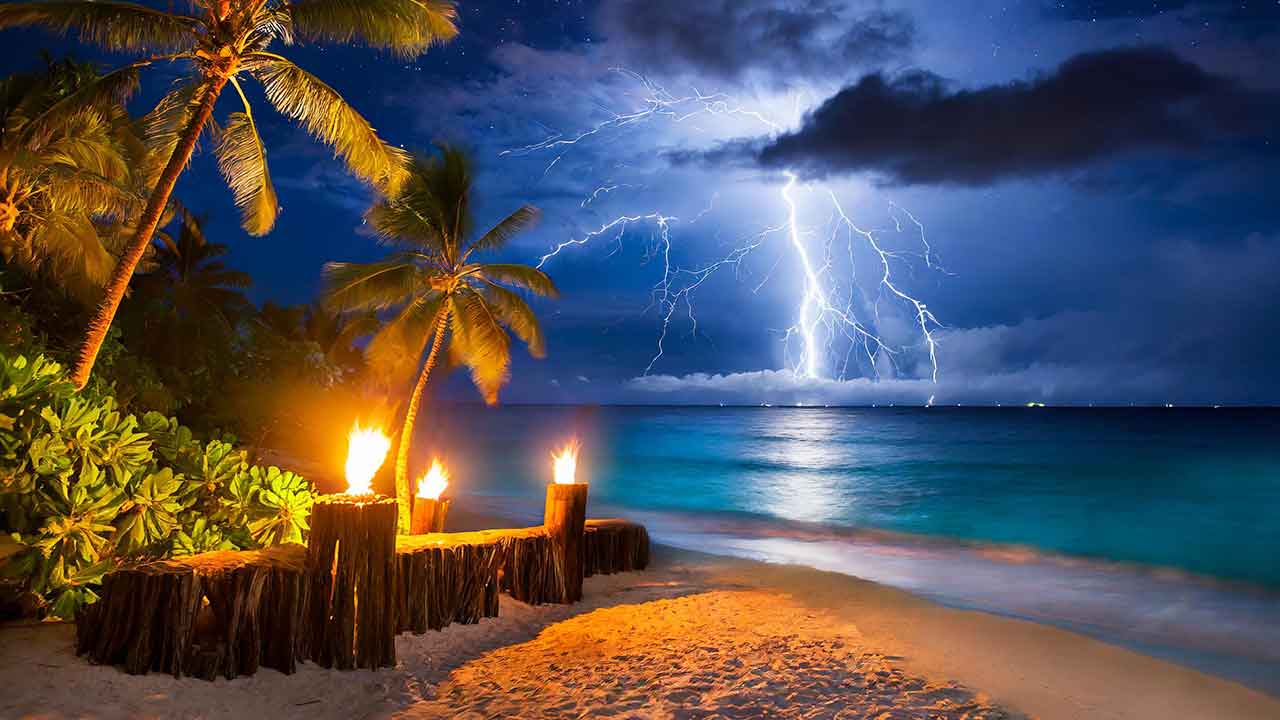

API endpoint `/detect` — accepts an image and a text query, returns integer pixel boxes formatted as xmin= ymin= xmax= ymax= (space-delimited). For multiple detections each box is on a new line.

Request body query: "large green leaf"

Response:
xmin=113 ymin=467 xmax=184 ymax=553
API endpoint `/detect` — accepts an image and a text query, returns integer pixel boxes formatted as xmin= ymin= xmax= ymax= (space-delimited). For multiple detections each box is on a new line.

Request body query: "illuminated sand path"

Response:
xmin=1 ymin=508 xmax=1277 ymax=720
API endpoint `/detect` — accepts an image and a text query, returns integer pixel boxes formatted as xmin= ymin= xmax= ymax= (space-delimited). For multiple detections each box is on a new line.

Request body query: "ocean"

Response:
xmin=414 ymin=406 xmax=1280 ymax=693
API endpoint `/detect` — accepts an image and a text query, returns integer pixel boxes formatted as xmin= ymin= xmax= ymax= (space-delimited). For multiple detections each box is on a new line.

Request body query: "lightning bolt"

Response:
xmin=512 ymin=70 xmax=943 ymax=385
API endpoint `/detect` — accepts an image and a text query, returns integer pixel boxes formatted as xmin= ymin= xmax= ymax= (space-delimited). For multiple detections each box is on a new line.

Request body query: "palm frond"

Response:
xmin=367 ymin=293 xmax=444 ymax=380
xmin=250 ymin=55 xmax=409 ymax=193
xmin=41 ymin=164 xmax=139 ymax=220
xmin=14 ymin=61 xmax=144 ymax=146
xmin=287 ymin=0 xmax=459 ymax=58
xmin=321 ymin=257 xmax=422 ymax=311
xmin=342 ymin=312 xmax=381 ymax=342
xmin=481 ymin=281 xmax=546 ymax=358
xmin=27 ymin=210 xmax=114 ymax=302
xmin=40 ymin=107 xmax=131 ymax=179
xmin=215 ymin=105 xmax=278 ymax=236
xmin=0 ymin=2 xmax=199 ymax=54
xmin=466 ymin=204 xmax=540 ymax=254
xmin=364 ymin=197 xmax=446 ymax=254
xmin=140 ymin=78 xmax=211 ymax=187
xmin=431 ymin=143 xmax=473 ymax=248
xmin=472 ymin=263 xmax=559 ymax=298
xmin=448 ymin=288 xmax=510 ymax=404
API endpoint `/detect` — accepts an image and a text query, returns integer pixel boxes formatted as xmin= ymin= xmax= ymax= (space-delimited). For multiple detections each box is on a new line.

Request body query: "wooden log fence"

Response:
xmin=76 ymin=520 xmax=648 ymax=679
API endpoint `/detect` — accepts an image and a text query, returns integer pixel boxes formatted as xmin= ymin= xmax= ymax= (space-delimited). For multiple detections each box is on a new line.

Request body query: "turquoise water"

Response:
xmin=417 ymin=406 xmax=1280 ymax=586
xmin=413 ymin=406 xmax=1280 ymax=692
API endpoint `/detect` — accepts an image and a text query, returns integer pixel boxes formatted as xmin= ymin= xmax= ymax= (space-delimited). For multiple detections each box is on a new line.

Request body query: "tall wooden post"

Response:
xmin=410 ymin=497 xmax=451 ymax=534
xmin=304 ymin=495 xmax=398 ymax=670
xmin=543 ymin=483 xmax=588 ymax=603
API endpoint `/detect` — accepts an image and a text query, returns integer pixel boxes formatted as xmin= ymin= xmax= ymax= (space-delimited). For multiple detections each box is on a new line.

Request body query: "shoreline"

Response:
xmin=2 ymin=506 xmax=1278 ymax=719
xmin=457 ymin=493 xmax=1280 ymax=696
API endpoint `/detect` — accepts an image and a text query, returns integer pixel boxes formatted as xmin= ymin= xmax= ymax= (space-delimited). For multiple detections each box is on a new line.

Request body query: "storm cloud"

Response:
xmin=596 ymin=0 xmax=915 ymax=86
xmin=758 ymin=47 xmax=1264 ymax=185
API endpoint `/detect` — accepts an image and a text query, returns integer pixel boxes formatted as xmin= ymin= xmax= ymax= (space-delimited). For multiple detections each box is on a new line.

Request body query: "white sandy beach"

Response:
xmin=2 ymin=508 xmax=1277 ymax=720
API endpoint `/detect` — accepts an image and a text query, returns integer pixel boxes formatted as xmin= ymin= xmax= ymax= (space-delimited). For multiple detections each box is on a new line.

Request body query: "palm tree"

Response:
xmin=323 ymin=147 xmax=558 ymax=530
xmin=0 ymin=0 xmax=459 ymax=388
xmin=0 ymin=55 xmax=150 ymax=303
xmin=255 ymin=299 xmax=377 ymax=377
xmin=127 ymin=208 xmax=252 ymax=401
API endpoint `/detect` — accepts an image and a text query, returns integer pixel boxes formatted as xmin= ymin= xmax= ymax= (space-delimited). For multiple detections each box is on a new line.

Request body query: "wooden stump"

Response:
xmin=185 ymin=545 xmax=308 ymax=679
xmin=544 ymin=483 xmax=589 ymax=603
xmin=395 ymin=532 xmax=504 ymax=634
xmin=75 ymin=545 xmax=307 ymax=680
xmin=75 ymin=559 xmax=201 ymax=677
xmin=410 ymin=497 xmax=451 ymax=534
xmin=584 ymin=519 xmax=651 ymax=577
xmin=304 ymin=495 xmax=398 ymax=670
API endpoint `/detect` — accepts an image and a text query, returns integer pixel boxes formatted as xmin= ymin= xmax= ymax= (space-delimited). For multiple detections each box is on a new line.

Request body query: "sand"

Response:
xmin=2 ymin=511 xmax=1277 ymax=720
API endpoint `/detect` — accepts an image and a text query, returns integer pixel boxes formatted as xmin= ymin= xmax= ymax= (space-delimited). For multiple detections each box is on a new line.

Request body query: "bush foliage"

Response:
xmin=0 ymin=350 xmax=315 ymax=619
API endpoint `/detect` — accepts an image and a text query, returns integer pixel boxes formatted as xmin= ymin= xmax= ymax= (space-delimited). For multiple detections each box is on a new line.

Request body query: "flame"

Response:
xmin=552 ymin=441 xmax=580 ymax=485
xmin=344 ymin=422 xmax=390 ymax=495
xmin=415 ymin=458 xmax=449 ymax=500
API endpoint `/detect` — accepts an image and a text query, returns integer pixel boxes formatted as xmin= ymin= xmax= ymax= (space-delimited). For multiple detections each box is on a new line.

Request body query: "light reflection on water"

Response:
xmin=743 ymin=411 xmax=850 ymax=524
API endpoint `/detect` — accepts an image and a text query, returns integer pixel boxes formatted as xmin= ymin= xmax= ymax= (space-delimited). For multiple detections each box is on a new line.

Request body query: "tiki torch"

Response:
xmin=544 ymin=441 xmax=588 ymax=603
xmin=410 ymin=458 xmax=451 ymax=534
xmin=304 ymin=422 xmax=398 ymax=669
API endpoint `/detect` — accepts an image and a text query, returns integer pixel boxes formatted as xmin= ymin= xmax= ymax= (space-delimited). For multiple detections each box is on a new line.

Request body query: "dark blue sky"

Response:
xmin=5 ymin=1 xmax=1279 ymax=405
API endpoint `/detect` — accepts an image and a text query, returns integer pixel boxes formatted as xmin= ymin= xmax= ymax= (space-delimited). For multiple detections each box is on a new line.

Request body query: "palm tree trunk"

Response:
xmin=69 ymin=73 xmax=230 ymax=389
xmin=394 ymin=309 xmax=450 ymax=532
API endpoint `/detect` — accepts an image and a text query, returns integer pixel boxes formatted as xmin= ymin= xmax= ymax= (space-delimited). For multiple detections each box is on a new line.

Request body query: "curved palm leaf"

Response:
xmin=448 ymin=288 xmax=510 ymax=404
xmin=321 ymin=258 xmax=423 ymax=311
xmin=216 ymin=86 xmax=278 ymax=235
xmin=0 ymin=2 xmax=199 ymax=53
xmin=482 ymin=282 xmax=546 ymax=358
xmin=365 ymin=197 xmax=446 ymax=254
xmin=465 ymin=204 xmax=540 ymax=255
xmin=139 ymin=78 xmax=212 ymax=187
xmin=288 ymin=0 xmax=458 ymax=59
xmin=250 ymin=55 xmax=409 ymax=193
xmin=367 ymin=293 xmax=443 ymax=378
xmin=13 ymin=61 xmax=146 ymax=144
xmin=472 ymin=263 xmax=559 ymax=298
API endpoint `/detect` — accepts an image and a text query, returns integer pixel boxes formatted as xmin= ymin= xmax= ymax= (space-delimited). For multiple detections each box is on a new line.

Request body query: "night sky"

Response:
xmin=5 ymin=1 xmax=1279 ymax=405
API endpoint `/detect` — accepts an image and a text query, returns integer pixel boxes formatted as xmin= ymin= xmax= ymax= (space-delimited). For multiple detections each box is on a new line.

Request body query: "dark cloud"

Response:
xmin=595 ymin=0 xmax=915 ymax=86
xmin=758 ymin=47 xmax=1272 ymax=185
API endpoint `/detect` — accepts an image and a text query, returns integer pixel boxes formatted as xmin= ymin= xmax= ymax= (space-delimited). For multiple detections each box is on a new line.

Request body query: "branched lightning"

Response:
xmin=511 ymin=70 xmax=944 ymax=385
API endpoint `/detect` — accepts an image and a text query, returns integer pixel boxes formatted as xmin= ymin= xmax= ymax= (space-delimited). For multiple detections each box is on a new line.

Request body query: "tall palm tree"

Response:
xmin=0 ymin=0 xmax=459 ymax=388
xmin=323 ymin=147 xmax=558 ymax=530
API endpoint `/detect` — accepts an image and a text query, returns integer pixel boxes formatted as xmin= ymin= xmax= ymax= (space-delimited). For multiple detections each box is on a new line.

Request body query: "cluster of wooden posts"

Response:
xmin=74 ymin=486 xmax=649 ymax=680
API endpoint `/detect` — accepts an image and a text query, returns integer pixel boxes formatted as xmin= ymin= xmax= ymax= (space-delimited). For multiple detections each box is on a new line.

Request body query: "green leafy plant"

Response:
xmin=0 ymin=349 xmax=316 ymax=619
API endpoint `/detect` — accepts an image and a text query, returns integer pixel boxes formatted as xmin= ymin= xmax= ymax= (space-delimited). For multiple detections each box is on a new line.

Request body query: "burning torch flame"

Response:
xmin=344 ymin=422 xmax=390 ymax=495
xmin=552 ymin=441 xmax=580 ymax=485
xmin=415 ymin=458 xmax=449 ymax=500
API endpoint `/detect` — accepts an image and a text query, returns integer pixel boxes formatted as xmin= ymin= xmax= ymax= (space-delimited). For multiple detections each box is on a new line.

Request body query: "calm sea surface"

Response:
xmin=413 ymin=406 xmax=1280 ymax=692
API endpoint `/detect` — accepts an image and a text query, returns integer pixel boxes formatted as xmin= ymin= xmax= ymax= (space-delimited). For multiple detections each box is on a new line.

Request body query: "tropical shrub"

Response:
xmin=0 ymin=350 xmax=315 ymax=620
